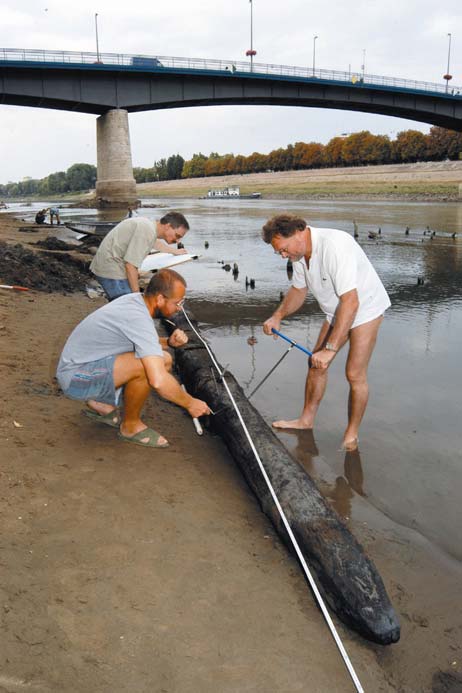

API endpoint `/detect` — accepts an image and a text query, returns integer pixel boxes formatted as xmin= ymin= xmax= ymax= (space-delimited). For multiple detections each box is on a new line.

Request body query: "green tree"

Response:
xmin=43 ymin=171 xmax=68 ymax=194
xmin=182 ymin=153 xmax=207 ymax=178
xmin=66 ymin=163 xmax=96 ymax=191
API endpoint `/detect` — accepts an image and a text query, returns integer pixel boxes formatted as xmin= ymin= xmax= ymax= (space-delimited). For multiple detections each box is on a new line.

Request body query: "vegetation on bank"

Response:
xmin=1 ymin=127 xmax=461 ymax=199
xmin=135 ymin=126 xmax=462 ymax=182
xmin=136 ymin=178 xmax=459 ymax=199
xmin=0 ymin=163 xmax=96 ymax=199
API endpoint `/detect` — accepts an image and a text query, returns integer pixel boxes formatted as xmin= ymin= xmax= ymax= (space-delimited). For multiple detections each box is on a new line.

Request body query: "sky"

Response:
xmin=0 ymin=0 xmax=461 ymax=184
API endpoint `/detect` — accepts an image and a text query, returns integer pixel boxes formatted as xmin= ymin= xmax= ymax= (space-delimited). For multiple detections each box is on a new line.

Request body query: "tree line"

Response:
xmin=0 ymin=163 xmax=96 ymax=198
xmin=179 ymin=127 xmax=462 ymax=178
xmin=1 ymin=127 xmax=461 ymax=197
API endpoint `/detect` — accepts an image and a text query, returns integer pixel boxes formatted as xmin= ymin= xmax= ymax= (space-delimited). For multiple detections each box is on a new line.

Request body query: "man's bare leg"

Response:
xmin=114 ymin=352 xmax=168 ymax=445
xmin=273 ymin=320 xmax=331 ymax=429
xmin=342 ymin=315 xmax=383 ymax=449
xmin=86 ymin=351 xmax=172 ymax=444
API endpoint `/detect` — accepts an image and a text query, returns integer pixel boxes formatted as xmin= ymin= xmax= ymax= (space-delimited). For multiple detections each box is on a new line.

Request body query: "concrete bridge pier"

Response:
xmin=95 ymin=109 xmax=138 ymax=208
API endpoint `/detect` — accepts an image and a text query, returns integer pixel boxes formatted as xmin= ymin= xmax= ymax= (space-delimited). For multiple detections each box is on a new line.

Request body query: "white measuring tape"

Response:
xmin=180 ymin=307 xmax=364 ymax=693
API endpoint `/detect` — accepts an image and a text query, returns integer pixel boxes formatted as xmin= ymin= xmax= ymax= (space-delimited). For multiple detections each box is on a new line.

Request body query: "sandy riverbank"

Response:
xmin=0 ymin=213 xmax=461 ymax=692
xmin=135 ymin=161 xmax=462 ymax=201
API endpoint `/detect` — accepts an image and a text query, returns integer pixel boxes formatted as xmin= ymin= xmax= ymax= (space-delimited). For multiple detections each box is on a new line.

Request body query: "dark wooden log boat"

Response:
xmin=167 ymin=313 xmax=401 ymax=646
xmin=65 ymin=221 xmax=118 ymax=237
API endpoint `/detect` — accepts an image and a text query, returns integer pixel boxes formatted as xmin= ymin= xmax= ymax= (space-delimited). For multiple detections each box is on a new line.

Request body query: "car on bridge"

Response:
xmin=130 ymin=56 xmax=163 ymax=68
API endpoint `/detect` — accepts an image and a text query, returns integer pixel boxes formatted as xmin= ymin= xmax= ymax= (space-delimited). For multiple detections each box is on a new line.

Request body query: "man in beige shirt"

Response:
xmin=90 ymin=211 xmax=190 ymax=300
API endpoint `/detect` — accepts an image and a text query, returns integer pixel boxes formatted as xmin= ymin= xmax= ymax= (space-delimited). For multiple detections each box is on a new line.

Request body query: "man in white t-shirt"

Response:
xmin=90 ymin=212 xmax=190 ymax=300
xmin=262 ymin=214 xmax=390 ymax=450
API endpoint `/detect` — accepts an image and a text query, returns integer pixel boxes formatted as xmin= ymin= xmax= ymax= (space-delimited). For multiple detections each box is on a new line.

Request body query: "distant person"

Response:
xmin=35 ymin=209 xmax=48 ymax=225
xmin=56 ymin=269 xmax=210 ymax=449
xmin=126 ymin=205 xmax=139 ymax=218
xmin=90 ymin=212 xmax=190 ymax=301
xmin=49 ymin=207 xmax=61 ymax=225
xmin=261 ymin=214 xmax=391 ymax=451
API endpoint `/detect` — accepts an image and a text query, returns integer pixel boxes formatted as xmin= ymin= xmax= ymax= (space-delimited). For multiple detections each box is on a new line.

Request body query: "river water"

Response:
xmin=11 ymin=198 xmax=462 ymax=562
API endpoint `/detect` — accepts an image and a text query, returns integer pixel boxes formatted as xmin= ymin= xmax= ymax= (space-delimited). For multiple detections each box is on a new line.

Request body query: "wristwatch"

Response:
xmin=325 ymin=342 xmax=338 ymax=352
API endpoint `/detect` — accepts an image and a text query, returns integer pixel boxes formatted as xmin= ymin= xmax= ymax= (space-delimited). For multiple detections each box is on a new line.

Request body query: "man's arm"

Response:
xmin=141 ymin=355 xmax=210 ymax=418
xmin=263 ymin=286 xmax=307 ymax=336
xmin=153 ymin=239 xmax=187 ymax=256
xmin=311 ymin=289 xmax=359 ymax=369
xmin=125 ymin=262 xmax=140 ymax=293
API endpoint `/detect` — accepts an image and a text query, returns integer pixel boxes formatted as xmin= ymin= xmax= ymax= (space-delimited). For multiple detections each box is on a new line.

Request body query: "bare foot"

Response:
xmin=272 ymin=418 xmax=313 ymax=430
xmin=341 ymin=437 xmax=359 ymax=451
xmin=87 ymin=399 xmax=117 ymax=417
xmin=120 ymin=422 xmax=168 ymax=447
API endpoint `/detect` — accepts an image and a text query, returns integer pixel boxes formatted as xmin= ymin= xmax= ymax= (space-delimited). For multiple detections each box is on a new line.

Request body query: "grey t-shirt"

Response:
xmin=56 ymin=293 xmax=163 ymax=389
xmin=90 ymin=217 xmax=157 ymax=280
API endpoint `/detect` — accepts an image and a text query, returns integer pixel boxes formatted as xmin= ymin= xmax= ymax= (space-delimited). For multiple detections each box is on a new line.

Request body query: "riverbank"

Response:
xmin=0 ymin=213 xmax=461 ymax=692
xmin=2 ymin=161 xmax=462 ymax=208
xmin=136 ymin=161 xmax=462 ymax=201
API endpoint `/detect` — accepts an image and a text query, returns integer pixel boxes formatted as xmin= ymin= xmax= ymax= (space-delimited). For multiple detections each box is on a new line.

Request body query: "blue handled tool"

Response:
xmin=271 ymin=328 xmax=313 ymax=357
xmin=248 ymin=328 xmax=313 ymax=399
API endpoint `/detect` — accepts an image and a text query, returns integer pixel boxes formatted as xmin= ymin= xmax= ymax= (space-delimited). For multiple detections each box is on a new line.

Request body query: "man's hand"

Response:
xmin=187 ymin=398 xmax=210 ymax=418
xmin=174 ymin=248 xmax=188 ymax=256
xmin=168 ymin=329 xmax=188 ymax=348
xmin=310 ymin=349 xmax=336 ymax=370
xmin=263 ymin=314 xmax=282 ymax=338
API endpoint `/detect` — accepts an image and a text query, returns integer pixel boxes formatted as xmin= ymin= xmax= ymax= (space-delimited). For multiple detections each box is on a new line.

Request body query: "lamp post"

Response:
xmin=246 ymin=0 xmax=257 ymax=72
xmin=361 ymin=48 xmax=366 ymax=82
xmin=312 ymin=35 xmax=318 ymax=77
xmin=95 ymin=13 xmax=100 ymax=63
xmin=444 ymin=33 xmax=452 ymax=93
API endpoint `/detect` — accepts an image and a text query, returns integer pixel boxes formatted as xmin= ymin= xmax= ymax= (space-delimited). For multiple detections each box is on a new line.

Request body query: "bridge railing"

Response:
xmin=1 ymin=47 xmax=460 ymax=96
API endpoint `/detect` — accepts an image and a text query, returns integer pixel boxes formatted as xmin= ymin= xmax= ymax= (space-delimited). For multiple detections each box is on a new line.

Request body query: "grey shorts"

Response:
xmin=61 ymin=355 xmax=121 ymax=405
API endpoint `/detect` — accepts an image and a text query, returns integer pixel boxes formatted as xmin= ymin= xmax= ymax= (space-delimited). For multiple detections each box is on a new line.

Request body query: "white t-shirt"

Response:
xmin=292 ymin=227 xmax=391 ymax=328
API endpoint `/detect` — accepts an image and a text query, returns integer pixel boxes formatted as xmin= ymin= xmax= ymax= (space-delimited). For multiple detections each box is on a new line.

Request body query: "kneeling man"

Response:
xmin=262 ymin=214 xmax=391 ymax=450
xmin=56 ymin=268 xmax=210 ymax=448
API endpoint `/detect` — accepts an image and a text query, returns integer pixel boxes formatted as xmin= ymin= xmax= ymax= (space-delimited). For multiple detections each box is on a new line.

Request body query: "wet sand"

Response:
xmin=0 ymin=214 xmax=461 ymax=692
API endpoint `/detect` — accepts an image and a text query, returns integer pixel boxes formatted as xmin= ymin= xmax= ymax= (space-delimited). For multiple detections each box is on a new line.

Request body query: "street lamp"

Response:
xmin=361 ymin=48 xmax=366 ymax=82
xmin=312 ymin=35 xmax=318 ymax=77
xmin=246 ymin=0 xmax=257 ymax=72
xmin=95 ymin=13 xmax=100 ymax=63
xmin=444 ymin=33 xmax=452 ymax=93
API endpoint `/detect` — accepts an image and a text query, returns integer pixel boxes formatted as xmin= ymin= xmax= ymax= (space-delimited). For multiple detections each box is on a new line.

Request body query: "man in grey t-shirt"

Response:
xmin=57 ymin=268 xmax=210 ymax=449
xmin=90 ymin=211 xmax=190 ymax=301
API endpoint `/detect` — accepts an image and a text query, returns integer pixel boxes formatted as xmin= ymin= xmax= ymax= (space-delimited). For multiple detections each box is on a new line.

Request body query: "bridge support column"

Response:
xmin=95 ymin=109 xmax=137 ymax=208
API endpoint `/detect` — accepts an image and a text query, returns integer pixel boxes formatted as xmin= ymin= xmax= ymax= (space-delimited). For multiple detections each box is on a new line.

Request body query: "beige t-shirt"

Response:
xmin=90 ymin=217 xmax=157 ymax=280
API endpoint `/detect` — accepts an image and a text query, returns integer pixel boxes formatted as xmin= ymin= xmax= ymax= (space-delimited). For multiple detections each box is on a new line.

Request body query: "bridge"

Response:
xmin=1 ymin=48 xmax=461 ymax=205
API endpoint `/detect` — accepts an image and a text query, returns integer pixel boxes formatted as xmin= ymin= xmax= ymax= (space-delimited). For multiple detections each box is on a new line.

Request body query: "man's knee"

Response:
xmin=163 ymin=350 xmax=173 ymax=372
xmin=346 ymin=365 xmax=368 ymax=386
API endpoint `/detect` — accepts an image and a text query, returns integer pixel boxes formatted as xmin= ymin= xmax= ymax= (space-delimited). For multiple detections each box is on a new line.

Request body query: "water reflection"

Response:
xmin=280 ymin=429 xmax=366 ymax=520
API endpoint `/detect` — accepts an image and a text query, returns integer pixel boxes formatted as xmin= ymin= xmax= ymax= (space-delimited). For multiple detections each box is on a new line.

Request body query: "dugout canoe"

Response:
xmin=65 ymin=221 xmax=118 ymax=237
xmin=167 ymin=313 xmax=400 ymax=645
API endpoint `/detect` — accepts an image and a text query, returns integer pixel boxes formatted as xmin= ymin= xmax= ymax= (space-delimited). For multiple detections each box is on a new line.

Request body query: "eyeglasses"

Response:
xmin=274 ymin=245 xmax=290 ymax=256
xmin=163 ymin=294 xmax=185 ymax=308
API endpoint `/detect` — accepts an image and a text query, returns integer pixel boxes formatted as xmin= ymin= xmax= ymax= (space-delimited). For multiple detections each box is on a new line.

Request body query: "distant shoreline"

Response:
xmin=136 ymin=160 xmax=462 ymax=202
xmin=2 ymin=160 xmax=461 ymax=205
